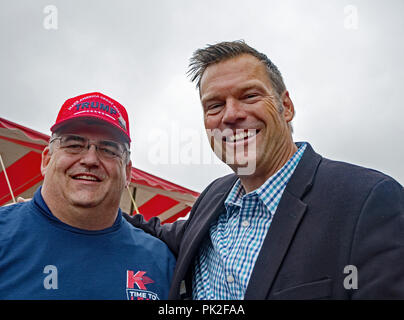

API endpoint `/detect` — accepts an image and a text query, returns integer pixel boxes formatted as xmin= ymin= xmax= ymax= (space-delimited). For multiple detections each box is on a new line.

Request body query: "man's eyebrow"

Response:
xmin=201 ymin=93 xmax=221 ymax=104
xmin=99 ymin=140 xmax=120 ymax=146
xmin=237 ymin=81 xmax=267 ymax=93
xmin=64 ymin=134 xmax=85 ymax=141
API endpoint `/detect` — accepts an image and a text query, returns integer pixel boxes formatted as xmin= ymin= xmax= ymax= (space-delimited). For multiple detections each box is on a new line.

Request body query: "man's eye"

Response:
xmin=65 ymin=143 xmax=84 ymax=149
xmin=62 ymin=135 xmax=86 ymax=147
xmin=244 ymin=93 xmax=258 ymax=100
xmin=99 ymin=147 xmax=118 ymax=157
xmin=206 ymin=104 xmax=223 ymax=115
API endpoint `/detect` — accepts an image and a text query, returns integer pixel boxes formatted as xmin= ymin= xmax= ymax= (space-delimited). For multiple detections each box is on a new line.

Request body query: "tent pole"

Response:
xmin=126 ymin=185 xmax=139 ymax=215
xmin=0 ymin=153 xmax=16 ymax=203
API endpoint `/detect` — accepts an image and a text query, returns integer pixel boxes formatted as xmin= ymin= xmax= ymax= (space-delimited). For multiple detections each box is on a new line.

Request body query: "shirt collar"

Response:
xmin=33 ymin=186 xmax=123 ymax=234
xmin=224 ymin=142 xmax=307 ymax=215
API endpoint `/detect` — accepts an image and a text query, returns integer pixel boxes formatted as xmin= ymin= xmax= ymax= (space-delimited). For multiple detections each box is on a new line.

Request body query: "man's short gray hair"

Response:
xmin=188 ymin=40 xmax=287 ymax=100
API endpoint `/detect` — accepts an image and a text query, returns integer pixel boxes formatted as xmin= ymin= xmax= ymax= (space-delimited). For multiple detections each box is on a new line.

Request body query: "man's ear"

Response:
xmin=281 ymin=91 xmax=295 ymax=123
xmin=125 ymin=160 xmax=132 ymax=187
xmin=41 ymin=147 xmax=51 ymax=177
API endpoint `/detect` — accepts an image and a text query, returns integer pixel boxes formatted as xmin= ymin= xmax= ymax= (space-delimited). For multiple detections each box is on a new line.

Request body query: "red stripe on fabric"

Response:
xmin=161 ymin=206 xmax=191 ymax=224
xmin=0 ymin=136 xmax=46 ymax=151
xmin=137 ymin=194 xmax=179 ymax=220
xmin=131 ymin=167 xmax=200 ymax=197
xmin=0 ymin=151 xmax=43 ymax=205
xmin=0 ymin=117 xmax=50 ymax=142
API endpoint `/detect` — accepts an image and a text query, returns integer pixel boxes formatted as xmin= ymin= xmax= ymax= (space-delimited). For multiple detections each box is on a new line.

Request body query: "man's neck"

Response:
xmin=41 ymin=189 xmax=119 ymax=231
xmin=239 ymin=140 xmax=298 ymax=193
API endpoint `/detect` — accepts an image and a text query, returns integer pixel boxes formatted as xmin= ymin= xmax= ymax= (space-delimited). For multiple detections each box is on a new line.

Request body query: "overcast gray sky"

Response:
xmin=1 ymin=0 xmax=403 ymax=192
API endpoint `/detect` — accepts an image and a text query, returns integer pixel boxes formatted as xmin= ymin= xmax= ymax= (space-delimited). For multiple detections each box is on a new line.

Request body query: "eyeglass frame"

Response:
xmin=49 ymin=133 xmax=131 ymax=163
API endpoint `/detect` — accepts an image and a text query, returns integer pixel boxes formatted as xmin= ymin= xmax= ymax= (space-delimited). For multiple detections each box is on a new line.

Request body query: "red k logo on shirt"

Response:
xmin=127 ymin=270 xmax=154 ymax=290
xmin=126 ymin=270 xmax=158 ymax=300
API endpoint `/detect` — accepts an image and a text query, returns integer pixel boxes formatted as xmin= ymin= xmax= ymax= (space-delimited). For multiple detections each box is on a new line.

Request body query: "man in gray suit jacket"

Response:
xmin=125 ymin=40 xmax=404 ymax=299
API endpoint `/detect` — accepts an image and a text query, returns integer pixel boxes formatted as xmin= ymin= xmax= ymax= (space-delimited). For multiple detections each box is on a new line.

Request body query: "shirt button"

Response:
xmin=227 ymin=274 xmax=235 ymax=283
xmin=241 ymin=220 xmax=249 ymax=228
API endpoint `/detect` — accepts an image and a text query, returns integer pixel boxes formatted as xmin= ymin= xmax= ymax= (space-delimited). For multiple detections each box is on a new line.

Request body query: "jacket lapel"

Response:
xmin=244 ymin=143 xmax=322 ymax=299
xmin=169 ymin=175 xmax=238 ymax=298
xmin=179 ymin=192 xmax=227 ymax=261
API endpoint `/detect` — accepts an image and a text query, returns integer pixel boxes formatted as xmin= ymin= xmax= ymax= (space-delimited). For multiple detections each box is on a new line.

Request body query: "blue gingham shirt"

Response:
xmin=192 ymin=142 xmax=307 ymax=299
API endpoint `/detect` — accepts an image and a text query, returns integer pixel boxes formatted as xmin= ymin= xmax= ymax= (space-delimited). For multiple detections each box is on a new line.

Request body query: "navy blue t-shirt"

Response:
xmin=0 ymin=188 xmax=176 ymax=300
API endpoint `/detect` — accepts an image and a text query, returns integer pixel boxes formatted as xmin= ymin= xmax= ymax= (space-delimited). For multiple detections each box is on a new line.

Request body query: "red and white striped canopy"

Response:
xmin=0 ymin=117 xmax=199 ymax=224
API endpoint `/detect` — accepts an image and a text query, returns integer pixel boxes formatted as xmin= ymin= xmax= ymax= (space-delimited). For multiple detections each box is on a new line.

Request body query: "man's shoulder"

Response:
xmin=0 ymin=201 xmax=32 ymax=221
xmin=313 ymin=157 xmax=403 ymax=200
xmin=202 ymin=173 xmax=238 ymax=194
xmin=0 ymin=201 xmax=35 ymax=243
xmin=1 ymin=201 xmax=27 ymax=210
xmin=320 ymin=157 xmax=398 ymax=184
xmin=121 ymin=218 xmax=175 ymax=254
xmin=182 ymin=174 xmax=237 ymax=225
xmin=300 ymin=143 xmax=398 ymax=186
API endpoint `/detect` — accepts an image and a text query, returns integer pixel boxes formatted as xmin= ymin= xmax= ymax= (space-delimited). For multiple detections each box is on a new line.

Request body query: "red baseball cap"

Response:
xmin=50 ymin=92 xmax=131 ymax=142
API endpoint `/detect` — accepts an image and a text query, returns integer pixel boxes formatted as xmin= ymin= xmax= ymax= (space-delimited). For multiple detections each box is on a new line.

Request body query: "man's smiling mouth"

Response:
xmin=224 ymin=129 xmax=260 ymax=143
xmin=71 ymin=173 xmax=102 ymax=182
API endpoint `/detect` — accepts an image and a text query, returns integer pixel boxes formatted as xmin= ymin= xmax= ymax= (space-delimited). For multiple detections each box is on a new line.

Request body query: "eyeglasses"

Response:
xmin=50 ymin=134 xmax=129 ymax=161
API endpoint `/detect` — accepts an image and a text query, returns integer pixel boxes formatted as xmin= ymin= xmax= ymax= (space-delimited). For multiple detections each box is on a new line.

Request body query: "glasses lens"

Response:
xmin=58 ymin=134 xmax=125 ymax=159
xmin=60 ymin=135 xmax=86 ymax=153
xmin=97 ymin=141 xmax=123 ymax=159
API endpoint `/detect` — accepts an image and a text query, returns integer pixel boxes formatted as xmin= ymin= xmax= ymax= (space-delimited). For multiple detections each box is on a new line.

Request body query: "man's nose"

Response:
xmin=222 ymin=98 xmax=247 ymax=124
xmin=79 ymin=144 xmax=100 ymax=166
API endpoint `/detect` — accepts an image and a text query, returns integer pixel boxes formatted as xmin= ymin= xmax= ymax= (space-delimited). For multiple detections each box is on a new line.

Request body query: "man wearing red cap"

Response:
xmin=0 ymin=92 xmax=175 ymax=300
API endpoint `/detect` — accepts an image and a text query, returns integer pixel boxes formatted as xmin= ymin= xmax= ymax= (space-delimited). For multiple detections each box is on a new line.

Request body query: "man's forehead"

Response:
xmin=201 ymin=54 xmax=267 ymax=80
xmin=200 ymin=55 xmax=272 ymax=100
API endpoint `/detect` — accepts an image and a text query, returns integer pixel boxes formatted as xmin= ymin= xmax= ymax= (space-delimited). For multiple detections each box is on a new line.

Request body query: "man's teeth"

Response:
xmin=227 ymin=131 xmax=256 ymax=142
xmin=74 ymin=175 xmax=99 ymax=181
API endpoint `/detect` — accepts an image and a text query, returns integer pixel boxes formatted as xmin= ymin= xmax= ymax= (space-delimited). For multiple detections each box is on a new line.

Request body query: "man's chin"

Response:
xmin=219 ymin=148 xmax=256 ymax=174
xmin=222 ymin=157 xmax=256 ymax=177
xmin=69 ymin=197 xmax=103 ymax=208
